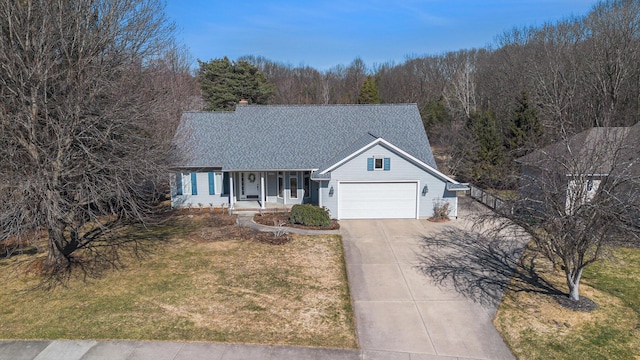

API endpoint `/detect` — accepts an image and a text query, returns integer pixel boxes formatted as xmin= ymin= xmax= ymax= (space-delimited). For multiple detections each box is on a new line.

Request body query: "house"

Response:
xmin=169 ymin=103 xmax=468 ymax=219
xmin=516 ymin=123 xmax=640 ymax=213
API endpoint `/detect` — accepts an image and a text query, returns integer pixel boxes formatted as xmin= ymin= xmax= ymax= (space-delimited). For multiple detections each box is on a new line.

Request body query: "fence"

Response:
xmin=469 ymin=184 xmax=508 ymax=212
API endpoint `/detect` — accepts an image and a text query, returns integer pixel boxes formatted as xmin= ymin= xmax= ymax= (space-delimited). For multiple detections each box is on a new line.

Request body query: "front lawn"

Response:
xmin=0 ymin=212 xmax=357 ymax=348
xmin=494 ymin=246 xmax=640 ymax=359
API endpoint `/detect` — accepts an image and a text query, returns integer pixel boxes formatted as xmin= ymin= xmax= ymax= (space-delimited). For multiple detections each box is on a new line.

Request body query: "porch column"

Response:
xmin=260 ymin=172 xmax=266 ymax=209
xmin=229 ymin=172 xmax=235 ymax=210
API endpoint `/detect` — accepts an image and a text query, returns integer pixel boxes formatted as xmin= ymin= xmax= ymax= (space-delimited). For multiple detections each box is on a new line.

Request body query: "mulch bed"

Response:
xmin=427 ymin=217 xmax=450 ymax=223
xmin=171 ymin=210 xmax=293 ymax=245
xmin=253 ymin=211 xmax=340 ymax=230
xmin=553 ymin=294 xmax=599 ymax=312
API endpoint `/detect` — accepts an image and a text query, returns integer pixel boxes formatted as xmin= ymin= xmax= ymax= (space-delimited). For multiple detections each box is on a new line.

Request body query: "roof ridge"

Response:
xmin=235 ymin=103 xmax=417 ymax=108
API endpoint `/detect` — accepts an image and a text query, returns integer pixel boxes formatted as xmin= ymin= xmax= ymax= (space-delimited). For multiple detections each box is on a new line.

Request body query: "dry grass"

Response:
xmin=494 ymin=247 xmax=640 ymax=360
xmin=0 ymin=212 xmax=357 ymax=348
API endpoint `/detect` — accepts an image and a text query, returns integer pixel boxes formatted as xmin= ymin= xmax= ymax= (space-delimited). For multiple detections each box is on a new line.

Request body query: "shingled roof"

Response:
xmin=517 ymin=123 xmax=640 ymax=176
xmin=171 ymin=104 xmax=437 ymax=171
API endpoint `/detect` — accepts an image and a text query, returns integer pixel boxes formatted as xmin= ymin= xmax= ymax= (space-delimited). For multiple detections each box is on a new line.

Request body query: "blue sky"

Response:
xmin=166 ymin=0 xmax=599 ymax=71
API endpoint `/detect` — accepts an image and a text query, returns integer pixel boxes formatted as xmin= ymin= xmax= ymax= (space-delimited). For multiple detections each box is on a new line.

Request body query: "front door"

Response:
xmin=240 ymin=172 xmax=260 ymax=200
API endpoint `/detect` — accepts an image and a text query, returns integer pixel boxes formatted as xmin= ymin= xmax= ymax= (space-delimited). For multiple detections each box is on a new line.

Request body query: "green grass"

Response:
xmin=0 ymin=214 xmax=357 ymax=348
xmin=494 ymin=246 xmax=640 ymax=360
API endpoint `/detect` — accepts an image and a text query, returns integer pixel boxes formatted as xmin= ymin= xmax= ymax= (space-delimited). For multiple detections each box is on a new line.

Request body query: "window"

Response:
xmin=303 ymin=172 xmax=310 ymax=198
xmin=290 ymin=172 xmax=298 ymax=199
xmin=368 ymin=157 xmax=391 ymax=171
xmin=208 ymin=172 xmax=215 ymax=195
xmin=278 ymin=172 xmax=284 ymax=198
xmin=191 ymin=173 xmax=198 ymax=195
xmin=176 ymin=173 xmax=183 ymax=195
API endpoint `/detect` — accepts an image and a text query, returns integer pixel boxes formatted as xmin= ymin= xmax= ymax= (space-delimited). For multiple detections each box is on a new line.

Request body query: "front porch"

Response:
xmin=228 ymin=170 xmax=317 ymax=210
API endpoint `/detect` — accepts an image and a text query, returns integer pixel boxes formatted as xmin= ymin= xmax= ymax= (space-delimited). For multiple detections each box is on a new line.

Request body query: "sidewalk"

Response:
xmin=0 ymin=340 xmax=361 ymax=360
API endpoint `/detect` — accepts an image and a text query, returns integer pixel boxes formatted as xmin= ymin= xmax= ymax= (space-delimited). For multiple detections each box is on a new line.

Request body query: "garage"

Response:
xmin=338 ymin=181 xmax=418 ymax=219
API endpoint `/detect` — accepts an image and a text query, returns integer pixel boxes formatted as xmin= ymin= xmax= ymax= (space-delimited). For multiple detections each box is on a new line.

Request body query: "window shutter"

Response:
xmin=383 ymin=158 xmax=390 ymax=171
xmin=367 ymin=158 xmax=374 ymax=171
xmin=223 ymin=172 xmax=230 ymax=194
xmin=191 ymin=173 xmax=198 ymax=195
xmin=208 ymin=172 xmax=215 ymax=195
xmin=176 ymin=173 xmax=183 ymax=195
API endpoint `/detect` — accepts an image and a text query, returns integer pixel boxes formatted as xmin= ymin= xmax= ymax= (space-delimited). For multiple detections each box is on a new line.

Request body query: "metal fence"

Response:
xmin=469 ymin=184 xmax=507 ymax=212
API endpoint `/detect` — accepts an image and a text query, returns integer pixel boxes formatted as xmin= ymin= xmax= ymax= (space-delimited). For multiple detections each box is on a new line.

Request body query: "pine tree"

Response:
xmin=507 ymin=90 xmax=542 ymax=155
xmin=357 ymin=75 xmax=381 ymax=104
xmin=463 ymin=109 xmax=506 ymax=187
xmin=198 ymin=57 xmax=275 ymax=111
xmin=422 ymin=96 xmax=451 ymax=128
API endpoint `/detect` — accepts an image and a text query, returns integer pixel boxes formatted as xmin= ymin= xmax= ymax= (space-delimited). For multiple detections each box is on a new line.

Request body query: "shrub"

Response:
xmin=289 ymin=204 xmax=331 ymax=227
xmin=432 ymin=199 xmax=451 ymax=221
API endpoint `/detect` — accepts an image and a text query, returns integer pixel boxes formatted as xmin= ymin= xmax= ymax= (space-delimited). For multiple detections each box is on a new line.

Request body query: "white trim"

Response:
xmin=229 ymin=174 xmax=235 ymax=209
xmin=260 ymin=172 xmax=266 ymax=209
xmin=336 ymin=180 xmax=420 ymax=220
xmin=319 ymin=137 xmax=460 ymax=185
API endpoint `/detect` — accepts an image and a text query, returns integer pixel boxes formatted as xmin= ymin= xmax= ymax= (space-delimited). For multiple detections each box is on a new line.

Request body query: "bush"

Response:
xmin=289 ymin=204 xmax=331 ymax=227
xmin=432 ymin=199 xmax=451 ymax=221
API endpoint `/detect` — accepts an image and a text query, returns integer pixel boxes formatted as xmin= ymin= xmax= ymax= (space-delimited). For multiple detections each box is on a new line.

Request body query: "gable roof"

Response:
xmin=517 ymin=123 xmax=640 ymax=176
xmin=171 ymin=104 xmax=437 ymax=171
xmin=312 ymin=136 xmax=462 ymax=185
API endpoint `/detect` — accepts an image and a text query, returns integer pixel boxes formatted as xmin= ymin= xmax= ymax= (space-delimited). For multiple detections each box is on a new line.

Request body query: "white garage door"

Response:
xmin=338 ymin=182 xmax=418 ymax=219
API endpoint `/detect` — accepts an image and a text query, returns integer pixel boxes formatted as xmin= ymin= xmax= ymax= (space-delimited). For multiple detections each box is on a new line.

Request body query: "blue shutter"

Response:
xmin=383 ymin=158 xmax=390 ymax=171
xmin=223 ymin=172 xmax=230 ymax=194
xmin=176 ymin=173 xmax=183 ymax=195
xmin=367 ymin=158 xmax=374 ymax=171
xmin=191 ymin=173 xmax=198 ymax=195
xmin=208 ymin=172 xmax=215 ymax=195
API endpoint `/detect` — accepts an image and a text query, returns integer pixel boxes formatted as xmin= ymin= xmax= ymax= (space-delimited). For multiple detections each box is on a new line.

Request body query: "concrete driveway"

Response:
xmin=340 ymin=216 xmax=515 ymax=360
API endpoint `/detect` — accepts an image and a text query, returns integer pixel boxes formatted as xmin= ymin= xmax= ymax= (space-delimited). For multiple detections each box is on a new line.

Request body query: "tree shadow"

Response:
xmin=415 ymin=227 xmax=563 ymax=311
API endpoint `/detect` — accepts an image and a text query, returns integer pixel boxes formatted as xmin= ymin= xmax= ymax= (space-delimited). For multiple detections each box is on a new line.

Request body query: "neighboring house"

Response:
xmin=169 ymin=103 xmax=468 ymax=219
xmin=516 ymin=123 xmax=640 ymax=213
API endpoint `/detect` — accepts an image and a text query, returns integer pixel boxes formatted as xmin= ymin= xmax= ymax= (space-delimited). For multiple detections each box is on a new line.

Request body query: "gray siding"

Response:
xmin=321 ymin=144 xmax=457 ymax=219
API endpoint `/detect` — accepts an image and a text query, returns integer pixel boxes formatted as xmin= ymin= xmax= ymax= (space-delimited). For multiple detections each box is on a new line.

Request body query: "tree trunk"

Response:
xmin=566 ymin=268 xmax=583 ymax=301
xmin=45 ymin=224 xmax=71 ymax=272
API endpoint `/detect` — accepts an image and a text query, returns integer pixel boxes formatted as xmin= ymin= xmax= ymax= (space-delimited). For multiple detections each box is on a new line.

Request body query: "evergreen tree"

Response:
xmin=507 ymin=90 xmax=542 ymax=155
xmin=421 ymin=96 xmax=451 ymax=128
xmin=198 ymin=57 xmax=275 ymax=111
xmin=460 ymin=109 xmax=506 ymax=187
xmin=357 ymin=75 xmax=381 ymax=104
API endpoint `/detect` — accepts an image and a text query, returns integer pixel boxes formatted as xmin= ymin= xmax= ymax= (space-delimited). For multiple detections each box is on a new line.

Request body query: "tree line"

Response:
xmin=200 ymin=0 xmax=640 ymax=189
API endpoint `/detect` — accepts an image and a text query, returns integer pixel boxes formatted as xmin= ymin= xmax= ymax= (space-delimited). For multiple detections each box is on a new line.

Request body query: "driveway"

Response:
xmin=340 ymin=213 xmax=516 ymax=359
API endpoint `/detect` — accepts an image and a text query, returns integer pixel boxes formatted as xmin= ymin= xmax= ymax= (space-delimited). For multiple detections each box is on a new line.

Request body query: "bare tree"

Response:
xmin=443 ymin=50 xmax=479 ymax=120
xmin=581 ymin=0 xmax=640 ymax=127
xmin=479 ymin=125 xmax=640 ymax=301
xmin=0 ymin=0 xmax=183 ymax=274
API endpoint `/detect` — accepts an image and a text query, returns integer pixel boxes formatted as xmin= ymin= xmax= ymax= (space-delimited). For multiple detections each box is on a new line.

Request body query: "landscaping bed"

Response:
xmin=254 ymin=211 xmax=340 ymax=230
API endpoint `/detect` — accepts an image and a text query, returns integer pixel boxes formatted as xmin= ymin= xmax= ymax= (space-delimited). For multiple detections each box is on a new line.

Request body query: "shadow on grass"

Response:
xmin=415 ymin=227 xmax=563 ymax=310
xmin=34 ymin=213 xmax=200 ymax=289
